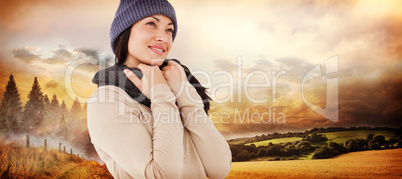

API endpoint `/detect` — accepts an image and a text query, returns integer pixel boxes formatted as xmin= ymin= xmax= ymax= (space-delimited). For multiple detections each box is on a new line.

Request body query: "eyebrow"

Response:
xmin=151 ymin=16 xmax=174 ymax=26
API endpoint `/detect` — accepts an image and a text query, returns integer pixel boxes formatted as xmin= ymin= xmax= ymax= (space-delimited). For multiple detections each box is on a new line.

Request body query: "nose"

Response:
xmin=155 ymin=29 xmax=169 ymax=43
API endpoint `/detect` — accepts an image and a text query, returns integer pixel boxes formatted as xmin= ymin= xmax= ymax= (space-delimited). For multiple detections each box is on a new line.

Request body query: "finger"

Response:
xmin=123 ymin=69 xmax=141 ymax=89
xmin=161 ymin=65 xmax=172 ymax=71
xmin=137 ymin=63 xmax=149 ymax=70
xmin=167 ymin=60 xmax=178 ymax=66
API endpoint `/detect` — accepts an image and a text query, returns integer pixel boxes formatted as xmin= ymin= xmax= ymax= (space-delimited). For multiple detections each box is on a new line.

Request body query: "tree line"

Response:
xmin=229 ymin=131 xmax=402 ymax=162
xmin=228 ymin=126 xmax=400 ymax=145
xmin=0 ymin=74 xmax=98 ymax=161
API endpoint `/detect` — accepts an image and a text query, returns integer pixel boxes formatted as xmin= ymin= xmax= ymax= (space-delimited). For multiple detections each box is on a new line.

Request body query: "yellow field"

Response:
xmin=226 ymin=148 xmax=402 ymax=178
xmin=0 ymin=142 xmax=112 ymax=178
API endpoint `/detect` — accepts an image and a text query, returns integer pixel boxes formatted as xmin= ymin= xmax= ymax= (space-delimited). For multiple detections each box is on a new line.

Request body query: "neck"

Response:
xmin=124 ymin=56 xmax=141 ymax=67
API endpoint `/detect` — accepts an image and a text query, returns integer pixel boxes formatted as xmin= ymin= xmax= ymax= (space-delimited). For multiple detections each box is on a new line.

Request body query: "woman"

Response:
xmin=87 ymin=0 xmax=232 ymax=178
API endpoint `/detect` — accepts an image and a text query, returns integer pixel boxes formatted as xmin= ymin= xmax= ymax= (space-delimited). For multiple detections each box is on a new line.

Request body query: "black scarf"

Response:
xmin=92 ymin=64 xmax=151 ymax=107
xmin=92 ymin=59 xmax=211 ymax=114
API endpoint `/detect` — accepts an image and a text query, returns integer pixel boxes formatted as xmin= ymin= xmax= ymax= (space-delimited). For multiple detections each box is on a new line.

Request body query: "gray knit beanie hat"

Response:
xmin=110 ymin=0 xmax=178 ymax=53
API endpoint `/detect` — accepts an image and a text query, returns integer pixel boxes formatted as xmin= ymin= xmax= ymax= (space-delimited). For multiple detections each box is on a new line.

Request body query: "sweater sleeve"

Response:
xmin=87 ymin=85 xmax=184 ymax=179
xmin=175 ymin=81 xmax=232 ymax=179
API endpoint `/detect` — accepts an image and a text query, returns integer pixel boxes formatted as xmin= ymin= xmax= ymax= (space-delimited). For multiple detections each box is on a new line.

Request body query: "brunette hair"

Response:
xmin=114 ymin=26 xmax=133 ymax=65
xmin=113 ymin=27 xmax=212 ymax=114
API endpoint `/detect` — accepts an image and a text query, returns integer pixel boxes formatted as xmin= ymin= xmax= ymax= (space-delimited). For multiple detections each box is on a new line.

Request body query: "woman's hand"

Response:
xmin=160 ymin=60 xmax=187 ymax=95
xmin=124 ymin=63 xmax=167 ymax=99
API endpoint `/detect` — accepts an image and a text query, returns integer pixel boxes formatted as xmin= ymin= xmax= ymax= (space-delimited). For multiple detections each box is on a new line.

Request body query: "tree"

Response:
xmin=303 ymin=132 xmax=328 ymax=143
xmin=23 ymin=77 xmax=45 ymax=133
xmin=43 ymin=95 xmax=50 ymax=108
xmin=230 ymin=146 xmax=242 ymax=158
xmin=50 ymin=94 xmax=60 ymax=110
xmin=249 ymin=152 xmax=258 ymax=159
xmin=366 ymin=134 xmax=375 ymax=141
xmin=60 ymin=100 xmax=68 ymax=115
xmin=371 ymin=135 xmax=386 ymax=146
xmin=369 ymin=141 xmax=381 ymax=150
xmin=312 ymin=146 xmax=338 ymax=159
xmin=236 ymin=150 xmax=250 ymax=161
xmin=57 ymin=114 xmax=68 ymax=140
xmin=257 ymin=148 xmax=266 ymax=157
xmin=70 ymin=97 xmax=82 ymax=119
xmin=0 ymin=74 xmax=23 ymax=134
xmin=83 ymin=129 xmax=99 ymax=161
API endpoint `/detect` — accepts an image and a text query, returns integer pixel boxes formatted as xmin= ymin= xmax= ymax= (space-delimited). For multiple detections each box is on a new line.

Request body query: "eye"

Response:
xmin=166 ymin=28 xmax=174 ymax=34
xmin=146 ymin=21 xmax=156 ymax=27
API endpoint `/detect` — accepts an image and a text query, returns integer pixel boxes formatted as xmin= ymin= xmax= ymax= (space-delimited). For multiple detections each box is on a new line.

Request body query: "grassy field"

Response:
xmin=0 ymin=142 xmax=112 ymax=178
xmin=322 ymin=130 xmax=396 ymax=144
xmin=243 ymin=130 xmax=396 ymax=147
xmin=245 ymin=137 xmax=303 ymax=146
xmin=228 ymin=138 xmax=252 ymax=145
xmin=226 ymin=148 xmax=402 ymax=178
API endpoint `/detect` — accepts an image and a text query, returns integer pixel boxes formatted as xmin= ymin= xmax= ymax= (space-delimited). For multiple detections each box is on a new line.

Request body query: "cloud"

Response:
xmin=42 ymin=45 xmax=72 ymax=65
xmin=11 ymin=47 xmax=41 ymax=64
xmin=42 ymin=57 xmax=68 ymax=65
xmin=74 ymin=48 xmax=99 ymax=60
xmin=45 ymin=80 xmax=59 ymax=89
xmin=53 ymin=47 xmax=73 ymax=59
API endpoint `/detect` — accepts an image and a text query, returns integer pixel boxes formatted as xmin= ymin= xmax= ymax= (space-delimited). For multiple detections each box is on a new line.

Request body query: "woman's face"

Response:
xmin=125 ymin=15 xmax=174 ymax=67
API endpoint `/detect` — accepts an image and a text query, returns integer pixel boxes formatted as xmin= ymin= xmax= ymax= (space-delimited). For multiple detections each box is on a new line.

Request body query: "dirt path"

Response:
xmin=226 ymin=148 xmax=402 ymax=178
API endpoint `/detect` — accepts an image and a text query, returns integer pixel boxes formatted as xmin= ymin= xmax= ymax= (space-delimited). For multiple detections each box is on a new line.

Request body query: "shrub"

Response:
xmin=236 ymin=150 xmax=250 ymax=161
xmin=303 ymin=132 xmax=328 ymax=143
xmin=288 ymin=155 xmax=298 ymax=160
xmin=230 ymin=146 xmax=242 ymax=158
xmin=369 ymin=141 xmax=381 ymax=150
xmin=344 ymin=139 xmax=366 ymax=152
xmin=312 ymin=146 xmax=339 ymax=159
xmin=388 ymin=137 xmax=398 ymax=144
xmin=328 ymin=142 xmax=348 ymax=154
xmin=249 ymin=152 xmax=258 ymax=159
xmin=257 ymin=148 xmax=266 ymax=157
xmin=397 ymin=141 xmax=402 ymax=148
xmin=371 ymin=135 xmax=386 ymax=146
xmin=245 ymin=144 xmax=258 ymax=154
xmin=366 ymin=134 xmax=375 ymax=141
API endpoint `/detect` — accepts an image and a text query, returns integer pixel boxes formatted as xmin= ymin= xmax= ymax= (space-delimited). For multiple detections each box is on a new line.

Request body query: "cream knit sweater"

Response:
xmin=87 ymin=81 xmax=232 ymax=179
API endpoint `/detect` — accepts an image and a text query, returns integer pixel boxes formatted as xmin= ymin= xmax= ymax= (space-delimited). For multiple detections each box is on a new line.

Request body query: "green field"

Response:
xmin=245 ymin=137 xmax=303 ymax=147
xmin=228 ymin=138 xmax=252 ymax=145
xmin=321 ymin=130 xmax=396 ymax=144
xmin=243 ymin=130 xmax=396 ymax=147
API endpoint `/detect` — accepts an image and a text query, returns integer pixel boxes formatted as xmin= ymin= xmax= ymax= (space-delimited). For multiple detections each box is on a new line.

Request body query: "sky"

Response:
xmin=0 ymin=0 xmax=401 ymax=139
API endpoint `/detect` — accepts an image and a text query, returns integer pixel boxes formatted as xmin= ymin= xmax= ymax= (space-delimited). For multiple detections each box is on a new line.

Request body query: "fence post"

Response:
xmin=26 ymin=135 xmax=30 ymax=148
xmin=64 ymin=146 xmax=66 ymax=153
xmin=59 ymin=143 xmax=62 ymax=152
xmin=70 ymin=148 xmax=72 ymax=155
xmin=44 ymin=139 xmax=47 ymax=151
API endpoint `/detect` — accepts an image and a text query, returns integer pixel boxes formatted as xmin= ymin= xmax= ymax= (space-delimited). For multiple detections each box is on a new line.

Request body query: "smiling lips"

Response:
xmin=149 ymin=45 xmax=166 ymax=55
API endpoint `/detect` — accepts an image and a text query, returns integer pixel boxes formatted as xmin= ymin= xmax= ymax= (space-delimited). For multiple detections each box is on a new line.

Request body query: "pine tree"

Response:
xmin=84 ymin=129 xmax=99 ymax=160
xmin=44 ymin=94 xmax=61 ymax=128
xmin=70 ymin=97 xmax=82 ymax=119
xmin=57 ymin=114 xmax=68 ymax=140
xmin=50 ymin=94 xmax=60 ymax=109
xmin=0 ymin=74 xmax=23 ymax=135
xmin=43 ymin=95 xmax=50 ymax=108
xmin=23 ymin=77 xmax=45 ymax=133
xmin=60 ymin=100 xmax=68 ymax=115
xmin=42 ymin=94 xmax=51 ymax=126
